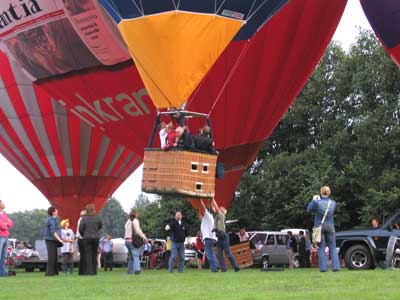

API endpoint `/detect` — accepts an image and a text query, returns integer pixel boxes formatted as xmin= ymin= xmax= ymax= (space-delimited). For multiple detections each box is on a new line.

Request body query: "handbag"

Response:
xmin=312 ymin=199 xmax=331 ymax=244
xmin=131 ymin=220 xmax=144 ymax=248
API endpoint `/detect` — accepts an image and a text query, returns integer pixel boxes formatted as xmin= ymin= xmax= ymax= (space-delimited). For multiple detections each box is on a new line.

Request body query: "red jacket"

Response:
xmin=163 ymin=131 xmax=177 ymax=150
xmin=196 ymin=236 xmax=204 ymax=251
xmin=0 ymin=212 xmax=13 ymax=238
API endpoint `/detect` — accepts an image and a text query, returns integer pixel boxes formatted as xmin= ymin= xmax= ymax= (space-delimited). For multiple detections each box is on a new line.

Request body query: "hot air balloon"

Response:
xmin=97 ymin=0 xmax=291 ymax=198
xmin=0 ymin=51 xmax=142 ymax=227
xmin=360 ymin=0 xmax=400 ymax=67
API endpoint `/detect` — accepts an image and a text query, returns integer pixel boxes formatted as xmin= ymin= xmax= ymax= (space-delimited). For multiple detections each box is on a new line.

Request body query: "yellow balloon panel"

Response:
xmin=118 ymin=11 xmax=243 ymax=109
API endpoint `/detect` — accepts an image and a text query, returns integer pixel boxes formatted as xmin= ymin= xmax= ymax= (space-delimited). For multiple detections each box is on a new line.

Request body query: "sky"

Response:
xmin=0 ymin=0 xmax=373 ymax=213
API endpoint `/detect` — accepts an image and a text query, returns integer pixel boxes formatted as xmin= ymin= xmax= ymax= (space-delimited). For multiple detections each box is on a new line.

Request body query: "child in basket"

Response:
xmin=60 ymin=219 xmax=75 ymax=275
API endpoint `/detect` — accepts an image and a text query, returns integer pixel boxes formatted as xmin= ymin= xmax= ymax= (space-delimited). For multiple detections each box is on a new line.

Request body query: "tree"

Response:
xmin=8 ymin=209 xmax=48 ymax=242
xmin=132 ymin=194 xmax=200 ymax=238
xmin=98 ymin=197 xmax=128 ymax=238
xmin=230 ymin=29 xmax=400 ymax=231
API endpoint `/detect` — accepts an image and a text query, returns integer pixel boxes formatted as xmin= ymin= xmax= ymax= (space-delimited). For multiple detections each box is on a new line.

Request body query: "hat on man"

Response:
xmin=60 ymin=219 xmax=70 ymax=228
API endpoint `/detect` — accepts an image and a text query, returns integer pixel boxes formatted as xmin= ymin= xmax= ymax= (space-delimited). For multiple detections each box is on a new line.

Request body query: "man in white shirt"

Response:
xmin=159 ymin=122 xmax=167 ymax=148
xmin=200 ymin=200 xmax=218 ymax=272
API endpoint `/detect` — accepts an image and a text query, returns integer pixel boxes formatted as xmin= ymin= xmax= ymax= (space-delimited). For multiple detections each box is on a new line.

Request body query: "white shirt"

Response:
xmin=159 ymin=128 xmax=167 ymax=148
xmin=60 ymin=229 xmax=75 ymax=253
xmin=201 ymin=210 xmax=216 ymax=241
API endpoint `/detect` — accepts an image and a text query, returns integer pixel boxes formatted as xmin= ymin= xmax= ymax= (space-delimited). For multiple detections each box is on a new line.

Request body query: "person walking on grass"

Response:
xmin=298 ymin=230 xmax=307 ymax=268
xmin=125 ymin=209 xmax=147 ymax=275
xmin=213 ymin=199 xmax=240 ymax=272
xmin=60 ymin=219 xmax=75 ymax=275
xmin=307 ymin=185 xmax=340 ymax=272
xmin=166 ymin=211 xmax=188 ymax=273
xmin=0 ymin=200 xmax=13 ymax=277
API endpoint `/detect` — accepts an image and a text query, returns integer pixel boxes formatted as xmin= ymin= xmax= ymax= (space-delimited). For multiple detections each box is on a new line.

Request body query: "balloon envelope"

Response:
xmin=99 ymin=0 xmax=289 ymax=109
xmin=360 ymin=0 xmax=400 ymax=67
xmin=0 ymin=51 xmax=141 ymax=226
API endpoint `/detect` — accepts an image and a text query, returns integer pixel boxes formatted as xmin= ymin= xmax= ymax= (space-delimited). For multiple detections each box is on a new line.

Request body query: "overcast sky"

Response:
xmin=0 ymin=0 xmax=373 ymax=213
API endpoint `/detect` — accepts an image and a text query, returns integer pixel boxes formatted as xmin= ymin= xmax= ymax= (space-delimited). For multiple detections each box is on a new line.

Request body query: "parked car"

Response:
xmin=336 ymin=209 xmax=400 ymax=270
xmin=248 ymin=231 xmax=299 ymax=269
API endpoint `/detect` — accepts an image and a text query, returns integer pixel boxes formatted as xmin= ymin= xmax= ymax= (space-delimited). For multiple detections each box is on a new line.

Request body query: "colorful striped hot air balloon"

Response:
xmin=360 ymin=0 xmax=400 ymax=67
xmin=0 ymin=51 xmax=141 ymax=226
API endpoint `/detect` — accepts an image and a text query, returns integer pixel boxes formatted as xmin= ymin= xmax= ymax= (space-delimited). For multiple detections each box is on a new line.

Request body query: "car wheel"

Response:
xmin=261 ymin=257 xmax=270 ymax=270
xmin=344 ymin=245 xmax=372 ymax=270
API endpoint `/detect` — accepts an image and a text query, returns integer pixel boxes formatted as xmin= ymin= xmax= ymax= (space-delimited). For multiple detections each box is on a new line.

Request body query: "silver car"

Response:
xmin=248 ymin=231 xmax=299 ymax=269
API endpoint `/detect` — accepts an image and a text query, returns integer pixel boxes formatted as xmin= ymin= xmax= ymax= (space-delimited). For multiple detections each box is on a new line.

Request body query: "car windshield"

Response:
xmin=383 ymin=210 xmax=400 ymax=230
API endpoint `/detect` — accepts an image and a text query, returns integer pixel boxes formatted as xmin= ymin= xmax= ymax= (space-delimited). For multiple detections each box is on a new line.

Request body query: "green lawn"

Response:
xmin=1 ymin=268 xmax=399 ymax=300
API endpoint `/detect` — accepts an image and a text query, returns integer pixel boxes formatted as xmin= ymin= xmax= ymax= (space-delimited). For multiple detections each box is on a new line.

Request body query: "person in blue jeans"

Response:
xmin=124 ymin=210 xmax=147 ymax=275
xmin=307 ymin=185 xmax=341 ymax=272
xmin=213 ymin=199 xmax=240 ymax=272
xmin=166 ymin=211 xmax=188 ymax=273
xmin=200 ymin=200 xmax=218 ymax=272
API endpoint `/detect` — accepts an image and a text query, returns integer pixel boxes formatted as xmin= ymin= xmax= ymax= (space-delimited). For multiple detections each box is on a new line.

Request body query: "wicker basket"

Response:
xmin=142 ymin=149 xmax=217 ymax=198
xmin=214 ymin=242 xmax=253 ymax=269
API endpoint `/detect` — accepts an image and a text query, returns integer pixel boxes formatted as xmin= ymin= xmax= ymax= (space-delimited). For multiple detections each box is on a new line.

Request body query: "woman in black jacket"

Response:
xmin=79 ymin=204 xmax=102 ymax=275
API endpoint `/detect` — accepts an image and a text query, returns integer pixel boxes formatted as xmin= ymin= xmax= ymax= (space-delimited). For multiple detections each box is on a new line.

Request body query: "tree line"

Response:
xmin=229 ymin=30 xmax=400 ymax=231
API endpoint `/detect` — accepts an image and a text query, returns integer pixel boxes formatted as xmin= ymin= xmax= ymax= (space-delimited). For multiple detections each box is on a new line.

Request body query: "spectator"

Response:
xmin=76 ymin=210 xmax=86 ymax=275
xmin=286 ymin=231 xmax=297 ymax=269
xmin=162 ymin=123 xmax=177 ymax=150
xmin=305 ymin=233 xmax=311 ymax=268
xmin=79 ymin=204 xmax=102 ymax=275
xmin=195 ymin=231 xmax=204 ymax=270
xmin=372 ymin=217 xmax=380 ymax=228
xmin=298 ymin=231 xmax=307 ymax=268
xmin=23 ymin=240 xmax=33 ymax=250
xmin=60 ymin=219 xmax=75 ymax=275
xmin=102 ymin=235 xmax=113 ymax=271
xmin=44 ymin=206 xmax=64 ymax=276
xmin=166 ymin=211 xmax=188 ymax=273
xmin=200 ymin=200 xmax=218 ymax=272
xmin=0 ymin=200 xmax=13 ymax=277
xmin=176 ymin=126 xmax=195 ymax=150
xmin=159 ymin=121 xmax=167 ymax=148
xmin=125 ymin=209 xmax=147 ymax=275
xmin=307 ymin=185 xmax=340 ymax=272
xmin=213 ymin=199 xmax=240 ymax=272
xmin=194 ymin=125 xmax=216 ymax=153
xmin=238 ymin=228 xmax=249 ymax=243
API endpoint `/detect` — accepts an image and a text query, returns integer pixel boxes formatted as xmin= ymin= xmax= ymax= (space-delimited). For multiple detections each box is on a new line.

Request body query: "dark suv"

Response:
xmin=336 ymin=209 xmax=400 ymax=270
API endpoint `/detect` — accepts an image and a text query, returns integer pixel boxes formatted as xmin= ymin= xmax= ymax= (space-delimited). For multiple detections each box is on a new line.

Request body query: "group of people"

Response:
xmin=159 ymin=119 xmax=215 ymax=154
xmin=286 ymin=230 xmax=311 ymax=268
xmin=44 ymin=204 xmax=103 ymax=276
xmin=0 ymin=184 xmax=354 ymax=276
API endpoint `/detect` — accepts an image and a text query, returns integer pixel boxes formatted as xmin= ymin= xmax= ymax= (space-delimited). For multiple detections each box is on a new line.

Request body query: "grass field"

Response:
xmin=1 ymin=267 xmax=400 ymax=300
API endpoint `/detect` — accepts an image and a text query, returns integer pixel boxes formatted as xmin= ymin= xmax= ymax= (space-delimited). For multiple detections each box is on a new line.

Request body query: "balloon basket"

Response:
xmin=142 ymin=148 xmax=217 ymax=198
xmin=213 ymin=242 xmax=253 ymax=269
